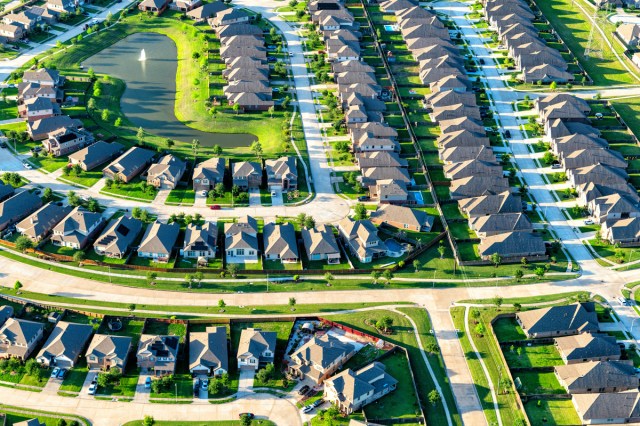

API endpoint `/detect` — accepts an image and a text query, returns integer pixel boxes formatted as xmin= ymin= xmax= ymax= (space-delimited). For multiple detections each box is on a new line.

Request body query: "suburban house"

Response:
xmin=237 ymin=328 xmax=276 ymax=370
xmin=137 ymin=220 xmax=180 ymax=263
xmin=18 ymin=97 xmax=60 ymax=120
xmin=186 ymin=1 xmax=229 ymax=22
xmin=28 ymin=116 xmax=83 ymax=141
xmin=0 ymin=191 xmax=43 ymax=232
xmin=477 ymin=231 xmax=546 ymax=261
xmin=50 ymin=207 xmax=105 ymax=250
xmin=170 ymin=0 xmax=201 ymax=12
xmin=555 ymin=333 xmax=621 ymax=364
xmin=42 ymin=127 xmax=93 ymax=157
xmin=181 ymin=222 xmax=218 ymax=261
xmin=301 ymin=225 xmax=341 ymax=264
xmin=68 ymin=141 xmax=124 ymax=171
xmin=617 ymin=23 xmax=640 ymax=47
xmin=102 ymin=147 xmax=155 ymax=183
xmin=556 ymin=360 xmax=639 ymax=394
xmin=0 ymin=184 xmax=13 ymax=204
xmin=572 ymin=391 xmax=640 ymax=424
xmin=373 ymin=179 xmax=410 ymax=205
xmin=324 ymin=362 xmax=398 ymax=414
xmin=469 ymin=213 xmax=532 ymax=238
xmin=192 ymin=158 xmax=225 ymax=192
xmin=36 ymin=321 xmax=93 ymax=368
xmin=210 ymin=7 xmax=250 ymax=26
xmin=263 ymin=222 xmax=299 ymax=263
xmin=93 ymin=216 xmax=143 ymax=259
xmin=46 ymin=0 xmax=76 ymax=14
xmin=15 ymin=203 xmax=72 ymax=242
xmin=224 ymin=216 xmax=259 ymax=263
xmin=23 ymin=69 xmax=64 ymax=87
xmin=231 ymin=161 xmax=262 ymax=190
xmin=370 ymin=205 xmax=434 ymax=232
xmin=264 ymin=157 xmax=297 ymax=192
xmin=189 ymin=326 xmax=228 ymax=377
xmin=516 ymin=303 xmax=599 ymax=338
xmin=138 ymin=0 xmax=171 ymax=15
xmin=602 ymin=216 xmax=640 ymax=246
xmin=86 ymin=334 xmax=132 ymax=372
xmin=337 ymin=217 xmax=388 ymax=263
xmin=0 ymin=318 xmax=44 ymax=360
xmin=589 ymin=193 xmax=640 ymax=224
xmin=458 ymin=191 xmax=521 ymax=217
xmin=146 ymin=155 xmax=186 ymax=190
xmin=0 ymin=23 xmax=24 ymax=41
xmin=13 ymin=419 xmax=45 ymax=426
xmin=289 ymin=334 xmax=356 ymax=384
xmin=136 ymin=335 xmax=180 ymax=376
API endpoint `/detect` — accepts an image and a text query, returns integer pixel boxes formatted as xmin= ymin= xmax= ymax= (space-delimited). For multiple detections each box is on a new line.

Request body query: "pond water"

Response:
xmin=83 ymin=32 xmax=257 ymax=148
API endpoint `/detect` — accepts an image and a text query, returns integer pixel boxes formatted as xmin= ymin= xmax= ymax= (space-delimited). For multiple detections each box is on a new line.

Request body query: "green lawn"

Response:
xmin=492 ymin=317 xmax=526 ymax=342
xmin=59 ymin=167 xmax=105 ymax=188
xmin=100 ymin=179 xmax=157 ymax=202
xmin=524 ymin=399 xmax=581 ymax=426
xmin=588 ymin=238 xmax=640 ymax=264
xmin=514 ymin=371 xmax=566 ymax=395
xmin=611 ymin=97 xmax=640 ymax=141
xmin=98 ymin=368 xmax=140 ymax=398
xmin=363 ymin=351 xmax=421 ymax=420
xmin=0 ymin=407 xmax=89 ymax=426
xmin=166 ymin=188 xmax=195 ymax=205
xmin=144 ymin=320 xmax=186 ymax=342
xmin=29 ymin=154 xmax=68 ymax=172
xmin=0 ymin=99 xmax=17 ymax=120
xmin=123 ymin=421 xmax=274 ymax=426
xmin=503 ymin=344 xmax=564 ymax=368
xmin=59 ymin=357 xmax=89 ymax=393
xmin=149 ymin=373 xmax=194 ymax=399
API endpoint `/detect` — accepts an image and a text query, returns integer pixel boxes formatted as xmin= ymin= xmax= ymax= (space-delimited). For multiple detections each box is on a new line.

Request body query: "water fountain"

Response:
xmin=139 ymin=49 xmax=146 ymax=61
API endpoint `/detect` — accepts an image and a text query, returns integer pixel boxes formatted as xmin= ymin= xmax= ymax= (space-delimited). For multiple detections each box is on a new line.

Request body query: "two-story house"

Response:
xmin=236 ymin=328 xmax=276 ymax=370
xmin=42 ymin=127 xmax=93 ymax=157
xmin=136 ymin=335 xmax=180 ymax=376
xmin=181 ymin=222 xmax=218 ymax=261
xmin=36 ymin=321 xmax=93 ymax=368
xmin=231 ymin=161 xmax=262 ymax=190
xmin=189 ymin=326 xmax=228 ymax=377
xmin=224 ymin=215 xmax=259 ymax=264
xmin=0 ymin=318 xmax=45 ymax=360
xmin=289 ymin=334 xmax=356 ymax=384
xmin=86 ymin=334 xmax=132 ymax=372
xmin=50 ymin=207 xmax=105 ymax=250
xmin=337 ymin=217 xmax=388 ymax=263
xmin=192 ymin=158 xmax=225 ymax=193
xmin=264 ymin=157 xmax=297 ymax=192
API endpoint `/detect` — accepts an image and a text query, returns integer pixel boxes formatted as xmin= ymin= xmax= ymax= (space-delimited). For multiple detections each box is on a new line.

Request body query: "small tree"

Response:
xmin=428 ymin=389 xmax=441 ymax=405
xmin=353 ymin=203 xmax=368 ymax=220
xmin=73 ymin=251 xmax=85 ymax=263
xmin=212 ymin=144 xmax=222 ymax=156
xmin=25 ymin=358 xmax=39 ymax=376
xmin=268 ymin=105 xmax=275 ymax=118
xmin=289 ymin=297 xmax=296 ymax=309
xmin=371 ymin=270 xmax=381 ymax=284
xmin=490 ymin=252 xmax=502 ymax=268
xmin=376 ymin=315 xmax=393 ymax=332
xmin=499 ymin=377 xmax=512 ymax=394
xmin=475 ymin=323 xmax=486 ymax=336
xmin=14 ymin=281 xmax=22 ymax=291
xmin=382 ymin=269 xmax=393 ymax=284
xmin=534 ymin=267 xmax=546 ymax=279
xmin=324 ymin=272 xmax=334 ymax=281
xmin=437 ymin=241 xmax=446 ymax=259
xmin=549 ymin=81 xmax=557 ymax=91
xmin=146 ymin=271 xmax=157 ymax=285
xmin=250 ymin=141 xmax=263 ymax=158
xmin=43 ymin=187 xmax=53 ymax=202
xmin=15 ymin=235 xmax=34 ymax=253
xmin=227 ymin=263 xmax=239 ymax=278
xmin=218 ymin=299 xmax=226 ymax=308
xmin=143 ymin=415 xmax=155 ymax=426
xmin=514 ymin=269 xmax=524 ymax=282
xmin=513 ymin=302 xmax=522 ymax=312
xmin=470 ymin=309 xmax=481 ymax=321
xmin=136 ymin=127 xmax=145 ymax=145
xmin=240 ymin=414 xmax=252 ymax=426
xmin=493 ymin=296 xmax=503 ymax=307
xmin=413 ymin=259 xmax=421 ymax=272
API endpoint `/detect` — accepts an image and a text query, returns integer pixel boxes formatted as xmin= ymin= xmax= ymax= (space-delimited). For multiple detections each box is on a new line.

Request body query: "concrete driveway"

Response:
xmin=248 ymin=188 xmax=261 ymax=207
xmin=133 ymin=373 xmax=151 ymax=403
xmin=78 ymin=370 xmax=98 ymax=399
xmin=271 ymin=189 xmax=284 ymax=206
xmin=237 ymin=368 xmax=255 ymax=396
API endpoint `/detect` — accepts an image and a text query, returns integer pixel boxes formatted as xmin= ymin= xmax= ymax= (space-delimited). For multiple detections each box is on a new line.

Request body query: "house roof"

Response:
xmin=27 ymin=116 xmax=80 ymax=138
xmin=94 ymin=216 xmax=143 ymax=257
xmin=0 ymin=183 xmax=14 ymax=203
xmin=0 ymin=191 xmax=43 ymax=229
xmin=147 ymin=155 xmax=186 ymax=183
xmin=325 ymin=362 xmax=397 ymax=408
xmin=361 ymin=166 xmax=411 ymax=185
xmin=232 ymin=161 xmax=262 ymax=179
xmin=478 ymin=231 xmax=546 ymax=258
xmin=138 ymin=220 xmax=180 ymax=256
xmin=193 ymin=157 xmax=225 ymax=183
xmin=186 ymin=0 xmax=228 ymax=19
xmin=183 ymin=222 xmax=217 ymax=253
xmin=224 ymin=215 xmax=258 ymax=236
xmin=379 ymin=0 xmax=417 ymax=12
xmin=522 ymin=63 xmax=573 ymax=83
xmin=51 ymin=207 xmax=103 ymax=245
xmin=572 ymin=391 xmax=640 ymax=421
xmin=237 ymin=328 xmax=276 ymax=359
xmin=376 ymin=179 xmax=408 ymax=199
xmin=189 ymin=326 xmax=228 ymax=372
xmin=617 ymin=23 xmax=640 ymax=44
xmin=604 ymin=216 xmax=640 ymax=241
xmin=439 ymin=117 xmax=485 ymax=135
xmin=563 ymin=148 xmax=627 ymax=170
xmin=68 ymin=141 xmax=124 ymax=169
xmin=555 ymin=333 xmax=621 ymax=361
xmin=301 ymin=225 xmax=340 ymax=256
xmin=14 ymin=419 xmax=45 ymax=426
xmin=137 ymin=335 xmax=180 ymax=371
xmin=537 ymin=93 xmax=590 ymax=116
xmin=225 ymin=231 xmax=259 ymax=251
xmin=0 ymin=318 xmax=43 ymax=347
xmin=37 ymin=321 xmax=93 ymax=363
xmin=438 ymin=129 xmax=490 ymax=149
xmin=516 ymin=303 xmax=599 ymax=336
xmin=370 ymin=205 xmax=434 ymax=230
xmin=16 ymin=202 xmax=71 ymax=240
xmin=22 ymin=68 xmax=62 ymax=85
xmin=292 ymin=333 xmax=355 ymax=369
xmin=0 ymin=305 xmax=13 ymax=327
xmin=469 ymin=213 xmax=532 ymax=234
xmin=86 ymin=334 xmax=132 ymax=365
xmin=444 ymin=159 xmax=502 ymax=180
xmin=458 ymin=191 xmax=522 ymax=217
xmin=441 ymin=145 xmax=496 ymax=164
xmin=263 ymin=222 xmax=299 ymax=259
xmin=356 ymin=151 xmax=407 ymax=169
xmin=426 ymin=89 xmax=476 ymax=108
xmin=449 ymin=176 xmax=510 ymax=199
xmin=338 ymin=217 xmax=387 ymax=259
xmin=265 ymin=157 xmax=297 ymax=181
xmin=103 ymin=147 xmax=155 ymax=178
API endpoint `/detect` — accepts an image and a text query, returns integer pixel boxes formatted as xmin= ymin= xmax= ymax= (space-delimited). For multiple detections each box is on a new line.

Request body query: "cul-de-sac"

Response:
xmin=1 ymin=0 xmax=640 ymax=424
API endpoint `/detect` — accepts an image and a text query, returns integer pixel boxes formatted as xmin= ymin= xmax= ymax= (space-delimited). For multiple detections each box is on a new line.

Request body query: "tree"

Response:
xmin=493 ymin=296 xmax=503 ymax=307
xmin=25 ymin=358 xmax=39 ymax=376
xmin=240 ymin=414 xmax=252 ymax=426
xmin=143 ymin=415 xmax=155 ymax=426
xmin=534 ymin=267 xmax=546 ymax=278
xmin=490 ymin=252 xmax=502 ymax=268
xmin=303 ymin=215 xmax=315 ymax=229
xmin=376 ymin=315 xmax=393 ymax=332
xmin=268 ymin=105 xmax=275 ymax=118
xmin=295 ymin=9 xmax=305 ymax=20
xmin=514 ymin=269 xmax=524 ymax=282
xmin=15 ymin=235 xmax=33 ymax=253
xmin=57 ymin=419 xmax=67 ymax=426
xmin=428 ymin=389 xmax=441 ymax=405
xmin=87 ymin=98 xmax=96 ymax=110
xmin=475 ymin=323 xmax=486 ymax=336
xmin=413 ymin=259 xmax=421 ymax=272
xmin=132 ymin=207 xmax=142 ymax=219
xmin=437 ymin=241 xmax=446 ymax=259
xmin=499 ymin=377 xmax=512 ymax=394
xmin=87 ymin=197 xmax=99 ymax=212
xmin=213 ymin=183 xmax=225 ymax=197
xmin=371 ymin=270 xmax=381 ymax=284
xmin=353 ymin=203 xmax=368 ymax=220
xmin=542 ymin=151 xmax=556 ymax=165
xmin=208 ymin=378 xmax=222 ymax=395
xmin=324 ymin=272 xmax=334 ymax=281
xmin=470 ymin=309 xmax=481 ymax=321
xmin=146 ymin=271 xmax=157 ymax=285
xmin=114 ymin=117 xmax=122 ymax=127
xmin=87 ymin=67 xmax=95 ymax=80
xmin=382 ymin=269 xmax=393 ymax=284
xmin=43 ymin=187 xmax=53 ymax=202
xmin=101 ymin=109 xmax=110 ymax=121
xmin=136 ymin=127 xmax=145 ymax=145
xmin=549 ymin=81 xmax=557 ymax=91
xmin=250 ymin=141 xmax=263 ymax=159
xmin=218 ymin=299 xmax=226 ymax=308
xmin=513 ymin=302 xmax=522 ymax=312
xmin=73 ymin=251 xmax=85 ymax=263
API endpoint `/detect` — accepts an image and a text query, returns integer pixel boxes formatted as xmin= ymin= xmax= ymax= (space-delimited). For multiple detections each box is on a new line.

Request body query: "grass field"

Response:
xmin=524 ymin=399 xmax=581 ymax=425
xmin=492 ymin=317 xmax=526 ymax=342
xmin=514 ymin=371 xmax=566 ymax=395
xmin=503 ymin=344 xmax=564 ymax=368
xmin=0 ymin=407 xmax=89 ymax=426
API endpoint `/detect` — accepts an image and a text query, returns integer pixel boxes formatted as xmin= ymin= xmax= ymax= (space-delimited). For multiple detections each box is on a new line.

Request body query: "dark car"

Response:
xmin=298 ymin=385 xmax=310 ymax=395
xmin=504 ymin=130 xmax=511 ymax=138
xmin=479 ymin=58 xmax=485 ymax=65
xmin=57 ymin=368 xmax=67 ymax=379
xmin=0 ymin=142 xmax=6 ymax=148
xmin=210 ymin=204 xmax=221 ymax=210
xmin=305 ymin=388 xmax=316 ymax=396
xmin=357 ymin=195 xmax=370 ymax=202
xmin=313 ymin=399 xmax=324 ymax=408
xmin=267 ymin=56 xmax=277 ymax=62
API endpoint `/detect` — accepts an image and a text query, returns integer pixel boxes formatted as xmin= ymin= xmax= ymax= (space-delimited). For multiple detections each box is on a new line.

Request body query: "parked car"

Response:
xmin=57 ymin=368 xmax=67 ymax=379
xmin=302 ymin=405 xmax=313 ymax=414
xmin=288 ymin=52 xmax=294 ymax=56
xmin=88 ymin=381 xmax=97 ymax=395
xmin=267 ymin=56 xmax=277 ymax=62
xmin=145 ymin=377 xmax=152 ymax=389
xmin=305 ymin=388 xmax=316 ymax=396
xmin=271 ymin=191 xmax=277 ymax=197
xmin=51 ymin=367 xmax=60 ymax=379
xmin=298 ymin=385 xmax=310 ymax=395
xmin=210 ymin=204 xmax=221 ymax=210
xmin=22 ymin=162 xmax=31 ymax=169
xmin=357 ymin=195 xmax=370 ymax=202
xmin=504 ymin=130 xmax=511 ymax=138
xmin=200 ymin=190 xmax=207 ymax=197
xmin=479 ymin=58 xmax=485 ymax=65
xmin=201 ymin=378 xmax=209 ymax=391
xmin=0 ymin=142 xmax=7 ymax=148
xmin=312 ymin=399 xmax=324 ymax=408
xmin=584 ymin=219 xmax=594 ymax=225
xmin=273 ymin=87 xmax=280 ymax=93
xmin=551 ymin=163 xmax=561 ymax=169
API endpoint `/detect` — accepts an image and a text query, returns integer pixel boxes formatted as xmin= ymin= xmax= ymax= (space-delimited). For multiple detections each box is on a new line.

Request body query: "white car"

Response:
xmin=302 ymin=405 xmax=313 ymax=414
xmin=200 ymin=190 xmax=207 ymax=197
xmin=88 ymin=382 xmax=97 ymax=395
xmin=271 ymin=191 xmax=276 ymax=197
xmin=22 ymin=162 xmax=32 ymax=169
xmin=584 ymin=219 xmax=594 ymax=225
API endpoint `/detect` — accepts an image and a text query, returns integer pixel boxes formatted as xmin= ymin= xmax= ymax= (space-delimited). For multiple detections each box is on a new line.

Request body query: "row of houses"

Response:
xmin=534 ymin=93 xmax=640 ymax=246
xmin=483 ymin=0 xmax=572 ymax=84
xmin=516 ymin=303 xmax=640 ymax=424
xmin=382 ymin=0 xmax=545 ymax=261
xmin=0 ymin=0 xmax=81 ymax=42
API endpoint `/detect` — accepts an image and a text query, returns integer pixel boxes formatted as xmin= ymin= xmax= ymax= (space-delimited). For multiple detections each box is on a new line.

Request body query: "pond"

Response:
xmin=83 ymin=32 xmax=257 ymax=148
